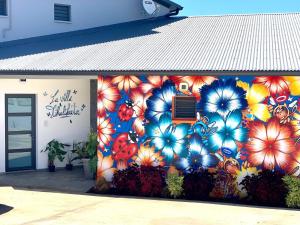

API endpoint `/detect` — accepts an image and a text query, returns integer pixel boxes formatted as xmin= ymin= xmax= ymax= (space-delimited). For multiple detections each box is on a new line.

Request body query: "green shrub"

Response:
xmin=166 ymin=173 xmax=184 ymax=198
xmin=283 ymin=176 xmax=300 ymax=208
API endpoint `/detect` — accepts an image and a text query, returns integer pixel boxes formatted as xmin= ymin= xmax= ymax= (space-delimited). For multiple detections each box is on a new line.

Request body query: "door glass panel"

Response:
xmin=8 ymin=116 xmax=32 ymax=132
xmin=8 ymin=152 xmax=32 ymax=168
xmin=8 ymin=134 xmax=32 ymax=150
xmin=8 ymin=98 xmax=32 ymax=113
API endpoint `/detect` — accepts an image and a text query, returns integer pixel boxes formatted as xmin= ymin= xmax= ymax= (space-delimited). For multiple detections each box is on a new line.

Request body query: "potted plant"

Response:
xmin=41 ymin=139 xmax=68 ymax=172
xmin=65 ymin=147 xmax=74 ymax=171
xmin=72 ymin=132 xmax=98 ymax=179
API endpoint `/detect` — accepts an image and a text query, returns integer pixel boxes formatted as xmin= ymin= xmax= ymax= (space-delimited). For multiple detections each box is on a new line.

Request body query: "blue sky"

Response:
xmin=175 ymin=0 xmax=300 ymax=16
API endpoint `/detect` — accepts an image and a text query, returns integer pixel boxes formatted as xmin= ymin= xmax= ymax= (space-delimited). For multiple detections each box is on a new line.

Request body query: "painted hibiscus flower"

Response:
xmin=130 ymin=88 xmax=151 ymax=136
xmin=98 ymin=76 xmax=120 ymax=117
xmin=145 ymin=80 xmax=177 ymax=122
xmin=97 ymin=151 xmax=115 ymax=182
xmin=112 ymin=75 xmax=141 ymax=92
xmin=145 ymin=113 xmax=190 ymax=164
xmin=133 ymin=144 xmax=164 ymax=167
xmin=237 ymin=81 xmax=271 ymax=122
xmin=175 ymin=134 xmax=219 ymax=171
xmin=253 ymin=76 xmax=290 ymax=102
xmin=199 ymin=79 xmax=248 ymax=118
xmin=98 ymin=117 xmax=115 ymax=151
xmin=207 ymin=110 xmax=248 ymax=154
xmin=246 ymin=118 xmax=296 ymax=170
xmin=141 ymin=76 xmax=169 ymax=93
xmin=170 ymin=76 xmax=217 ymax=100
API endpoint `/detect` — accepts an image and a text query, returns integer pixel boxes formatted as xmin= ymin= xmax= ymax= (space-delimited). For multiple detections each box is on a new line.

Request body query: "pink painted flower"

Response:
xmin=253 ymin=76 xmax=290 ymax=102
xmin=98 ymin=76 xmax=120 ymax=117
xmin=97 ymin=151 xmax=115 ymax=182
xmin=130 ymin=88 xmax=151 ymax=136
xmin=98 ymin=117 xmax=115 ymax=151
xmin=141 ymin=76 xmax=169 ymax=93
xmin=170 ymin=76 xmax=217 ymax=100
xmin=112 ymin=75 xmax=141 ymax=92
xmin=246 ymin=118 xmax=296 ymax=170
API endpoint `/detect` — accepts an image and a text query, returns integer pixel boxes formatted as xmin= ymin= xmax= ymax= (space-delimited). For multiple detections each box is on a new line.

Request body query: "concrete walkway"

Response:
xmin=0 ymin=187 xmax=299 ymax=225
xmin=0 ymin=167 xmax=94 ymax=193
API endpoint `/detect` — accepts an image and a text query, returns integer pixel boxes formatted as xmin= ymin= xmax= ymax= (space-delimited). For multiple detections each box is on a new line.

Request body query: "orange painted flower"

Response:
xmin=246 ymin=118 xmax=296 ymax=170
xmin=253 ymin=76 xmax=290 ymax=102
xmin=170 ymin=76 xmax=217 ymax=100
xmin=130 ymin=88 xmax=151 ymax=136
xmin=97 ymin=151 xmax=116 ymax=182
xmin=98 ymin=117 xmax=115 ymax=151
xmin=133 ymin=145 xmax=164 ymax=167
xmin=141 ymin=76 xmax=169 ymax=93
xmin=112 ymin=75 xmax=141 ymax=92
xmin=98 ymin=76 xmax=120 ymax=117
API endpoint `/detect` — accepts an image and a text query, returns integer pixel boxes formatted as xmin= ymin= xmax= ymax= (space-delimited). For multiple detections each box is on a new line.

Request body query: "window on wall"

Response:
xmin=172 ymin=96 xmax=197 ymax=123
xmin=54 ymin=4 xmax=71 ymax=22
xmin=0 ymin=0 xmax=7 ymax=16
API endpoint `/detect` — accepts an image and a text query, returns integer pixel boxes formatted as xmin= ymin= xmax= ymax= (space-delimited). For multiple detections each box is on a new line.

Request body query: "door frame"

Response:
xmin=5 ymin=94 xmax=36 ymax=172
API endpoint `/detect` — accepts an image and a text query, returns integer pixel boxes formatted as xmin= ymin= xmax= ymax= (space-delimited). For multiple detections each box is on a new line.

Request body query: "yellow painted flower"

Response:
xmin=284 ymin=76 xmax=300 ymax=96
xmin=236 ymin=167 xmax=260 ymax=199
xmin=97 ymin=151 xmax=116 ymax=182
xmin=237 ymin=81 xmax=271 ymax=122
xmin=291 ymin=112 xmax=300 ymax=137
xmin=133 ymin=145 xmax=164 ymax=167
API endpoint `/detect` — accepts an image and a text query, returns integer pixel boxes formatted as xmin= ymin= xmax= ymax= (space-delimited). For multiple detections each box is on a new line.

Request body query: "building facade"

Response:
xmin=0 ymin=0 xmax=299 ymax=202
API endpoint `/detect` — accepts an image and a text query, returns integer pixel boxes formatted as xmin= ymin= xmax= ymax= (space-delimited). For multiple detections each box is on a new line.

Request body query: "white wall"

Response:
xmin=0 ymin=0 xmax=169 ymax=42
xmin=0 ymin=78 xmax=91 ymax=172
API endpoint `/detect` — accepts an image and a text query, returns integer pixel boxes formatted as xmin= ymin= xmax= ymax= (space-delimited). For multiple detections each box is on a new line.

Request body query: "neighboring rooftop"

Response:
xmin=0 ymin=13 xmax=300 ymax=75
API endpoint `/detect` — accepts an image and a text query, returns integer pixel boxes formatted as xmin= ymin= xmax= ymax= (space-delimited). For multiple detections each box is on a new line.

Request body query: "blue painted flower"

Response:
xmin=175 ymin=134 xmax=219 ymax=171
xmin=145 ymin=113 xmax=190 ymax=164
xmin=207 ymin=110 xmax=248 ymax=155
xmin=199 ymin=79 xmax=248 ymax=117
xmin=145 ymin=80 xmax=176 ymax=122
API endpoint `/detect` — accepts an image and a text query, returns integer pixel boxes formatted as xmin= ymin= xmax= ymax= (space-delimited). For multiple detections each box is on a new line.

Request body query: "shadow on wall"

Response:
xmin=0 ymin=204 xmax=13 ymax=215
xmin=0 ymin=17 xmax=186 ymax=60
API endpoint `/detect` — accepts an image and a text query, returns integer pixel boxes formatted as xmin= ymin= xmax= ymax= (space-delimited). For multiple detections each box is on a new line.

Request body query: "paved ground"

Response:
xmin=0 ymin=167 xmax=94 ymax=193
xmin=0 ymin=187 xmax=299 ymax=225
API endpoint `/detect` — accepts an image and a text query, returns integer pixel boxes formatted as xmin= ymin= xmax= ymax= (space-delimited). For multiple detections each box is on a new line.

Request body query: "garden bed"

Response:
xmin=89 ymin=165 xmax=300 ymax=209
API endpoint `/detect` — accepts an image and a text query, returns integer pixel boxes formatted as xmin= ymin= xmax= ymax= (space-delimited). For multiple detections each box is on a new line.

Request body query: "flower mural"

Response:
xmin=141 ymin=76 xmax=169 ymax=94
xmin=199 ymin=79 xmax=248 ymax=118
xmin=145 ymin=113 xmax=190 ymax=164
xmin=237 ymin=81 xmax=271 ymax=122
xmin=175 ymin=134 xmax=219 ymax=171
xmin=170 ymin=76 xmax=217 ymax=100
xmin=145 ymin=80 xmax=177 ymax=122
xmin=97 ymin=117 xmax=115 ymax=151
xmin=253 ymin=76 xmax=290 ymax=102
xmin=98 ymin=77 xmax=120 ymax=117
xmin=133 ymin=144 xmax=164 ymax=167
xmin=246 ymin=118 xmax=297 ymax=171
xmin=97 ymin=74 xmax=300 ymax=198
xmin=206 ymin=110 xmax=248 ymax=154
xmin=129 ymin=88 xmax=151 ymax=136
xmin=112 ymin=75 xmax=141 ymax=92
xmin=97 ymin=151 xmax=115 ymax=182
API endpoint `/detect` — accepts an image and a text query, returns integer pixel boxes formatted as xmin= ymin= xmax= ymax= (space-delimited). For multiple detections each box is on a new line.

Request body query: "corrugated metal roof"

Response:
xmin=0 ymin=13 xmax=300 ymax=75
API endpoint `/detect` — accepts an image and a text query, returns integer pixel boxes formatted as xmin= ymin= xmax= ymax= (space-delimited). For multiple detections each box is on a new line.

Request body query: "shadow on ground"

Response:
xmin=0 ymin=204 xmax=13 ymax=215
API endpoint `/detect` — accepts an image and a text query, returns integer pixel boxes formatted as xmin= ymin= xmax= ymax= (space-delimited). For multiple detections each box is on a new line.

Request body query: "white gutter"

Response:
xmin=2 ymin=0 xmax=12 ymax=38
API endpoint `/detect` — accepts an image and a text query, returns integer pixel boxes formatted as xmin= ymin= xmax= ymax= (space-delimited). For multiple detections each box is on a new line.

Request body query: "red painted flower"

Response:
xmin=98 ymin=117 xmax=115 ymax=151
xmin=170 ymin=76 xmax=217 ymax=100
xmin=253 ymin=76 xmax=290 ymax=102
xmin=98 ymin=76 xmax=120 ymax=117
xmin=141 ymin=76 xmax=169 ymax=93
xmin=112 ymin=75 xmax=141 ymax=92
xmin=246 ymin=118 xmax=296 ymax=170
xmin=130 ymin=88 xmax=151 ymax=136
